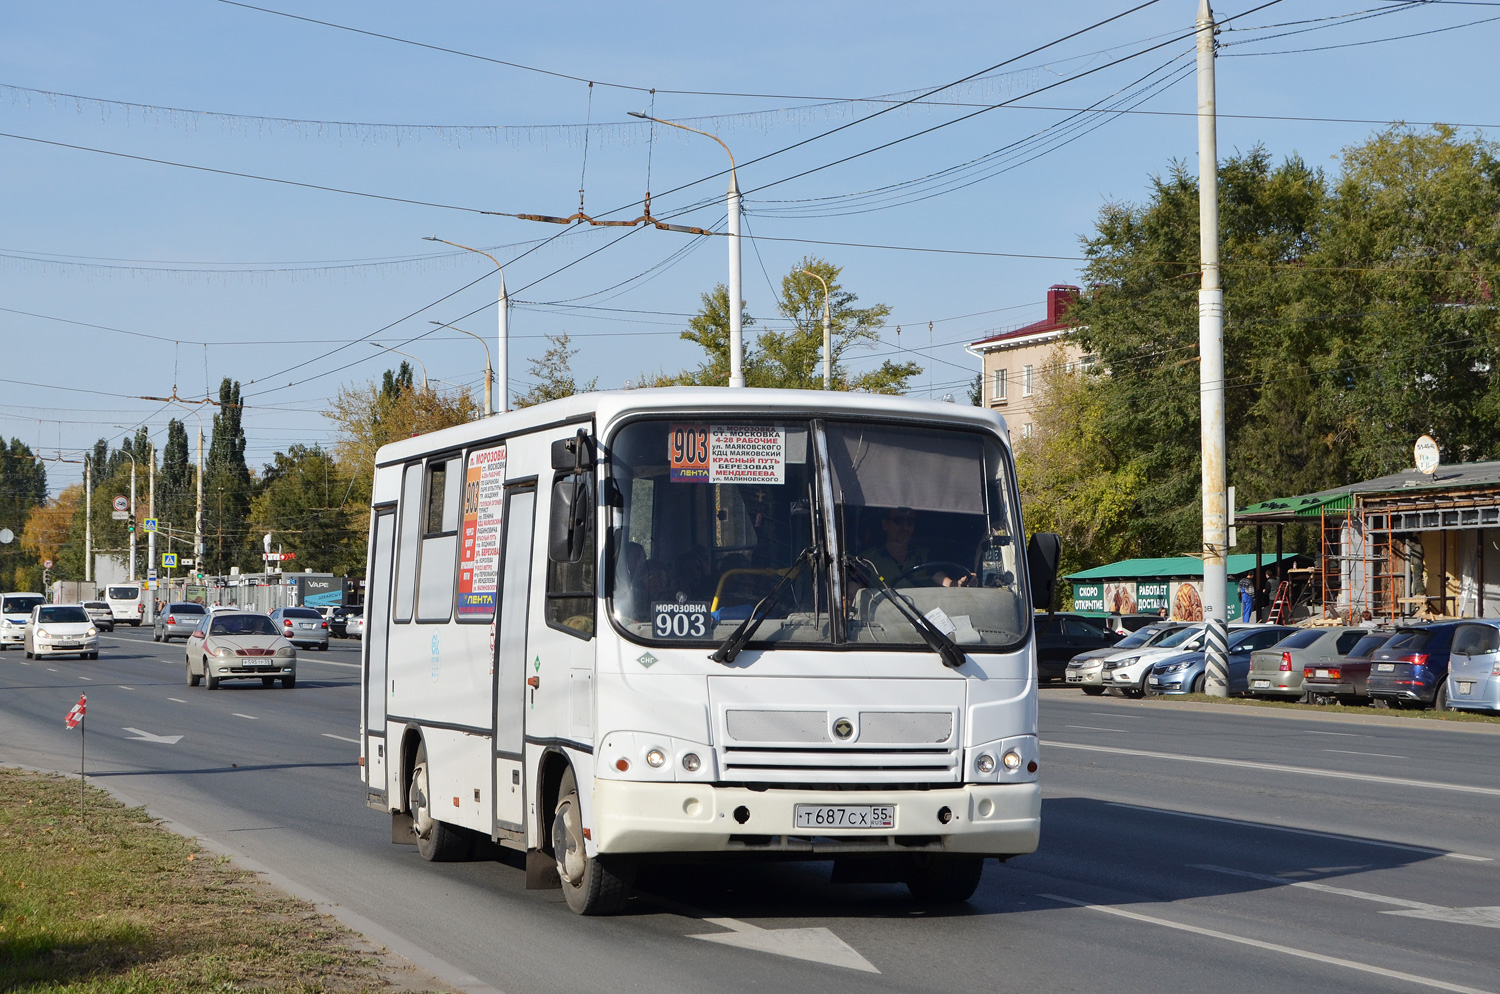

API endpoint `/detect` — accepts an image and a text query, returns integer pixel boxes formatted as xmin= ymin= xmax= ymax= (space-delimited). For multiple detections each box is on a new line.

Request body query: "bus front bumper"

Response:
xmin=591 ymin=780 xmax=1040 ymax=857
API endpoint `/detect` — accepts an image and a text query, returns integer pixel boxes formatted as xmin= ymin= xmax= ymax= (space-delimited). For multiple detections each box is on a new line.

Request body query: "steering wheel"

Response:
xmin=892 ymin=560 xmax=974 ymax=588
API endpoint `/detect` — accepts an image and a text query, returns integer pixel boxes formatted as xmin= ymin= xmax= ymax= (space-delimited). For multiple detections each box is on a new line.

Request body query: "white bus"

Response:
xmin=359 ymin=388 xmax=1059 ymax=914
xmin=104 ymin=584 xmax=145 ymax=627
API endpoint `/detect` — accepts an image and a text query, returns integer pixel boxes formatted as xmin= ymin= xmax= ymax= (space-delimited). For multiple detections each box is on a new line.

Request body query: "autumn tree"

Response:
xmin=248 ymin=444 xmax=363 ymax=576
xmin=23 ymin=485 xmax=81 ymax=578
xmin=513 ymin=333 xmax=599 ymax=408
xmin=0 ymin=439 xmax=47 ymax=586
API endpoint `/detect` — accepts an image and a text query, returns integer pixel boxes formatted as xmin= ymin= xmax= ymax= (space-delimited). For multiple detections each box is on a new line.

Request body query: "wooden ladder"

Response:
xmin=1267 ymin=581 xmax=1292 ymax=624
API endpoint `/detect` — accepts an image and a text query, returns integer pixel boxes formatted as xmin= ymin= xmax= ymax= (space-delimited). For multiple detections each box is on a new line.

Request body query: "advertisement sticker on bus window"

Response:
xmin=457 ymin=444 xmax=507 ymax=618
xmin=653 ymin=600 xmax=711 ymax=639
xmin=668 ymin=424 xmax=785 ymax=485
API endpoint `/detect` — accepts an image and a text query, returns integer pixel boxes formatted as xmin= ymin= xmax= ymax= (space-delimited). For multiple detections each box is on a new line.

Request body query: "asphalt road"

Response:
xmin=3 ymin=629 xmax=1498 ymax=994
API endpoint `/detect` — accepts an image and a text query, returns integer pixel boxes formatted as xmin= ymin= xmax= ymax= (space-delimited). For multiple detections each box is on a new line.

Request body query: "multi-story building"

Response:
xmin=965 ymin=284 xmax=1088 ymax=439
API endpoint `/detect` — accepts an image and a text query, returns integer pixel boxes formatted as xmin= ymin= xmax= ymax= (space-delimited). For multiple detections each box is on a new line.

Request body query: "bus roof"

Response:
xmin=373 ymin=387 xmax=1010 ymax=468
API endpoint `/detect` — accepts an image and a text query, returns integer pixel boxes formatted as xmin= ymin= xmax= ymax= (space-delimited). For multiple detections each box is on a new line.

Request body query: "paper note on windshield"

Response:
xmin=669 ymin=425 xmax=785 ymax=484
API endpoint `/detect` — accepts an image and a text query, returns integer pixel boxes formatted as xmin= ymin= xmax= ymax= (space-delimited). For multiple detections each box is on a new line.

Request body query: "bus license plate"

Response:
xmin=794 ymin=804 xmax=895 ymax=829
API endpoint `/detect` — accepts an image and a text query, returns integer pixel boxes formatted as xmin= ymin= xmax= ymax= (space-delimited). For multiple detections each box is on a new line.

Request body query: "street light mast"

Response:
xmin=800 ymin=268 xmax=833 ymax=390
xmin=424 ymin=237 xmax=510 ymax=412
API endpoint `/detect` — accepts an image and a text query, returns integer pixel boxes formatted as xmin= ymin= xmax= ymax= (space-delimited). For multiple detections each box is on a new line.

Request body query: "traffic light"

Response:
xmin=127 ymin=522 xmax=135 ymax=533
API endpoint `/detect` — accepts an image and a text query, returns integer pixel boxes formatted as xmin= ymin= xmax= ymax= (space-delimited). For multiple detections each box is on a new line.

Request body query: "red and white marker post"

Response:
xmin=65 ymin=694 xmax=86 ymax=821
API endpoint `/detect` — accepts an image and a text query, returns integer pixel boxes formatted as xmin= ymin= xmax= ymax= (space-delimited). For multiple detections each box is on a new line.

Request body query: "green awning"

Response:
xmin=1065 ymin=552 xmax=1305 ymax=582
xmin=1236 ymin=493 xmax=1352 ymax=522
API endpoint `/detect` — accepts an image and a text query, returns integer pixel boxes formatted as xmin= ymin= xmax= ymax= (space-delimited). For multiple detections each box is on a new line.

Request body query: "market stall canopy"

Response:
xmin=1065 ymin=553 xmax=1309 ymax=582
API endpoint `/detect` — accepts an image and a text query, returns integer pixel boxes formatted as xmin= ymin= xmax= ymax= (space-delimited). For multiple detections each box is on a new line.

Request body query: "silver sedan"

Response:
xmin=184 ymin=611 xmax=298 ymax=689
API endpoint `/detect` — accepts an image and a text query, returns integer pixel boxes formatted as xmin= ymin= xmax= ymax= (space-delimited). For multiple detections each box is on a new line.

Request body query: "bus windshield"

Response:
xmin=3 ymin=595 xmax=45 ymax=616
xmin=606 ymin=418 xmax=1026 ymax=653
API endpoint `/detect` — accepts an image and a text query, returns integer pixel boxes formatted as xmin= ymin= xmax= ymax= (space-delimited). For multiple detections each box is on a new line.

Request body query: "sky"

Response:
xmin=4 ymin=0 xmax=1500 ymax=495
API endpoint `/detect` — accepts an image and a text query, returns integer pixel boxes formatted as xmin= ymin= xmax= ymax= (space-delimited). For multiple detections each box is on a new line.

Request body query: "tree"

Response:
xmin=513 ymin=333 xmax=599 ymax=409
xmin=158 ymin=419 xmax=196 ymax=543
xmin=248 ymin=445 xmax=363 ymax=576
xmin=23 ymin=485 xmax=81 ymax=576
xmin=204 ymin=378 xmax=254 ymax=575
xmin=0 ymin=439 xmax=48 ymax=585
xmin=671 ymin=259 xmax=919 ymax=392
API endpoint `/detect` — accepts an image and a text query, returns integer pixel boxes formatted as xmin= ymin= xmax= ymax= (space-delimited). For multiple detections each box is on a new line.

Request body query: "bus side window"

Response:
xmin=393 ymin=463 xmax=424 ymax=623
xmin=417 ymin=456 xmax=462 ymax=623
xmin=547 ymin=474 xmax=595 ymax=639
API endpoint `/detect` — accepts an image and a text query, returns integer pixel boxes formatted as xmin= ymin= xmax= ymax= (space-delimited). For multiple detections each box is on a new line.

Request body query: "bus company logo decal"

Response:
xmin=430 ymin=634 xmax=441 ymax=682
xmin=637 ymin=651 xmax=658 ymax=669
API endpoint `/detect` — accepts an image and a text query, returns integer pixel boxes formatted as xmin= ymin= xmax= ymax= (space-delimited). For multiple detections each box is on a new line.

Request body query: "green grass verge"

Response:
xmin=0 ymin=768 xmax=448 ymax=993
xmin=1142 ymin=693 xmax=1500 ymax=725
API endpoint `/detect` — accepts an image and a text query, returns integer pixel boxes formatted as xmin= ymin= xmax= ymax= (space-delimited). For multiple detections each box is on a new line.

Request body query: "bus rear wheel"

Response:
xmin=410 ymin=744 xmax=468 ymax=862
xmin=552 ymin=767 xmax=632 ymax=915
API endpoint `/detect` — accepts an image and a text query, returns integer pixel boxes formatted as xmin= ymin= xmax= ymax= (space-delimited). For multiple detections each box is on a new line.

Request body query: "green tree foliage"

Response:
xmin=1027 ymin=127 xmax=1500 ymax=566
xmin=0 ymin=439 xmax=48 ymax=586
xmin=667 ymin=259 xmax=920 ymax=392
xmin=248 ymin=445 xmax=363 ymax=576
xmin=203 ymin=379 xmax=254 ymax=575
xmin=513 ymin=333 xmax=599 ymax=409
xmin=158 ymin=419 xmax=196 ymax=541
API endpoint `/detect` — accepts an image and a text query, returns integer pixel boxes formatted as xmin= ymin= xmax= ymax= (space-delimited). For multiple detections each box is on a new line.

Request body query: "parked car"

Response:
xmin=1302 ymin=631 xmax=1396 ymax=704
xmin=184 ymin=610 xmax=297 ymax=689
xmin=82 ymin=600 xmax=116 ymax=632
xmin=0 ymin=592 xmax=47 ymax=650
xmin=1247 ymin=626 xmax=1367 ymax=700
xmin=1446 ymin=621 xmax=1500 ymax=713
xmin=1035 ymin=612 xmax=1121 ymax=681
xmin=1066 ymin=622 xmax=1189 ymax=695
xmin=154 ymin=602 xmax=207 ymax=643
xmin=1148 ymin=625 xmax=1298 ymax=695
xmin=1370 ymin=621 xmax=1498 ymax=710
xmin=1104 ymin=613 xmax=1167 ymax=635
xmin=1101 ymin=623 xmax=1213 ymax=698
xmin=345 ymin=610 xmax=364 ymax=639
xmin=269 ymin=606 xmax=329 ymax=650
xmin=23 ymin=604 xmax=99 ymax=659
xmin=314 ymin=605 xmax=349 ymax=638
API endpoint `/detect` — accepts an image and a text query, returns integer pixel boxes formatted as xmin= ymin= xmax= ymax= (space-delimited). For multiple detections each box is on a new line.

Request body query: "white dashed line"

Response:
xmin=119 ymin=686 xmax=135 ymax=690
xmin=1324 ymin=748 xmax=1406 ymax=759
xmin=167 ymin=697 xmax=187 ymax=703
xmin=322 ymin=733 xmax=360 ymax=744
xmin=1039 ymin=894 xmax=1497 ymax=994
xmin=79 ymin=676 xmax=92 ymax=681
xmin=1066 ymin=724 xmax=1129 ymax=733
xmin=232 ymin=713 xmax=258 ymax=720
xmin=1300 ymin=730 xmax=1362 ymax=737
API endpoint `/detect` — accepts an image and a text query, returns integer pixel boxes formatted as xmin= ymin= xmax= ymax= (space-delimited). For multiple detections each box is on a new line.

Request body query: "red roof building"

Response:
xmin=965 ymin=284 xmax=1088 ymax=439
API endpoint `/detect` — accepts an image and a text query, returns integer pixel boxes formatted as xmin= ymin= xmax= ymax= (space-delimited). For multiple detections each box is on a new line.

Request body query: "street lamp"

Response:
xmin=370 ymin=343 xmax=428 ymax=390
xmin=424 ymin=236 xmax=509 ymax=412
xmin=800 ymin=268 xmax=833 ymax=390
xmin=628 ymin=111 xmax=744 ymax=389
xmin=429 ymin=320 xmax=493 ymax=416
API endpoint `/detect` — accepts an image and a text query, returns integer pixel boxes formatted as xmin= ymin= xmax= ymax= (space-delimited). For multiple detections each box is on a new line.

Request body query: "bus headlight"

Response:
xmin=1002 ymin=750 xmax=1022 ymax=771
xmin=645 ymin=748 xmax=667 ymax=769
xmin=681 ymin=753 xmax=701 ymax=772
xmin=976 ymin=754 xmax=996 ymax=774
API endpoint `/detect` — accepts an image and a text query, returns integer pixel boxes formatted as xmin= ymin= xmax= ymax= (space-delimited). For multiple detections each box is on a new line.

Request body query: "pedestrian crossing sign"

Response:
xmin=162 ymin=553 xmax=178 ymax=568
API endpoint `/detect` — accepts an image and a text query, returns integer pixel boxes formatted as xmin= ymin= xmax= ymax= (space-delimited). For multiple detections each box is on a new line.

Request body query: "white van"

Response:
xmin=0 ymin=592 xmax=47 ymax=650
xmin=359 ymin=388 xmax=1059 ymax=914
xmin=104 ymin=584 xmax=145 ymax=627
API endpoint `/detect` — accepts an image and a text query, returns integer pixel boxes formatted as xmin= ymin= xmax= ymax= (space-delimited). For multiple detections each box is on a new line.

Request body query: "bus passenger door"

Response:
xmin=493 ymin=486 xmax=535 ymax=833
xmin=362 ymin=509 xmax=396 ymax=803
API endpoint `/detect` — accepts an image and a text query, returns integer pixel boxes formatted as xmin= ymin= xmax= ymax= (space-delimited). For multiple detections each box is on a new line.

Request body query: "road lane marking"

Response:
xmin=47 ymin=668 xmax=57 ymax=672
xmin=1044 ymin=740 xmax=1500 ymax=798
xmin=1324 ymin=748 xmax=1407 ymax=759
xmin=232 ymin=713 xmax=258 ymax=720
xmin=322 ymin=733 xmax=360 ymax=744
xmin=1091 ymin=712 xmax=1138 ymax=718
xmin=1301 ymin=730 xmax=1362 ymax=737
xmin=1192 ymin=865 xmax=1500 ymax=929
xmin=1066 ymin=724 xmax=1129 ymax=733
xmin=167 ymin=697 xmax=187 ymax=703
xmin=79 ymin=676 xmax=92 ymax=680
xmin=1103 ymin=801 xmax=1490 ymax=861
xmin=119 ymin=686 xmax=135 ymax=690
xmin=303 ymin=658 xmax=359 ymax=669
xmin=636 ymin=894 xmax=879 ymax=972
xmin=121 ymin=727 xmax=184 ymax=744
xmin=1038 ymin=893 xmax=1496 ymax=994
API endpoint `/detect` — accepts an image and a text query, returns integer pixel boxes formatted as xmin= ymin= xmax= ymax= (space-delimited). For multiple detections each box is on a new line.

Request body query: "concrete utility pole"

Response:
xmin=129 ymin=457 xmax=137 ymax=582
xmin=627 ymin=112 xmax=745 ymax=388
xmin=424 ymin=237 xmax=509 ymax=412
xmin=196 ymin=424 xmax=204 ymax=575
xmin=84 ymin=456 xmax=92 ymax=585
xmin=800 ymin=268 xmax=834 ymax=390
xmin=147 ymin=443 xmax=156 ymax=621
xmin=1197 ymin=0 xmax=1230 ymax=695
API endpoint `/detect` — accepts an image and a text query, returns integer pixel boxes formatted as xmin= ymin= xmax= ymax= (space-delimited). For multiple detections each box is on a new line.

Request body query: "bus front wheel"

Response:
xmin=905 ymin=853 xmax=984 ymax=904
xmin=552 ymin=766 xmax=632 ymax=915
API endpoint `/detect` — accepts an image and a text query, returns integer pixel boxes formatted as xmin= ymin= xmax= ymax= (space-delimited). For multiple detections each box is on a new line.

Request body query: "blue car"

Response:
xmin=1148 ymin=625 xmax=1298 ymax=695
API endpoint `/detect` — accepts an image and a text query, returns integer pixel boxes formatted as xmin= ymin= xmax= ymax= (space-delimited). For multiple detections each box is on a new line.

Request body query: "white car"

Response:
xmin=24 ymin=604 xmax=100 ymax=659
xmin=0 ymin=592 xmax=47 ymax=650
xmin=345 ymin=612 xmax=364 ymax=639
xmin=1100 ymin=623 xmax=1260 ymax=697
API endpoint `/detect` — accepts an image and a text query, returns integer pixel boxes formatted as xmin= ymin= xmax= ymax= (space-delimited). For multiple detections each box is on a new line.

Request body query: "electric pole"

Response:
xmin=1197 ymin=0 xmax=1230 ymax=694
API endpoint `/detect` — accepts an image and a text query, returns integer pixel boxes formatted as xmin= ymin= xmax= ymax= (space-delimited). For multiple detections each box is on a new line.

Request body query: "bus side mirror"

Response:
xmin=548 ymin=478 xmax=591 ymax=563
xmin=1027 ymin=532 xmax=1061 ymax=613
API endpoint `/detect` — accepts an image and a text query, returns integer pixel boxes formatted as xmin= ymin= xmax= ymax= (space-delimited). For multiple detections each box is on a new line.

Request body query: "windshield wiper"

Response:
xmin=845 ymin=556 xmax=967 ymax=669
xmin=710 ymin=545 xmax=816 ymax=665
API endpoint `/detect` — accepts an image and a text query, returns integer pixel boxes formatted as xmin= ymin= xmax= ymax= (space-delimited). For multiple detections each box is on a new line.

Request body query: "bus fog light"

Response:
xmin=1002 ymin=750 xmax=1022 ymax=771
xmin=615 ymin=758 xmax=630 ymax=772
xmin=976 ymin=754 xmax=996 ymax=774
xmin=646 ymin=748 xmax=666 ymax=768
xmin=681 ymin=752 xmax=701 ymax=772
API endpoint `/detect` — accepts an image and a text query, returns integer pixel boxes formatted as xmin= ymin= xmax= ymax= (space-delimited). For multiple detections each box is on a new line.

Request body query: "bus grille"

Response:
xmin=721 ymin=709 xmax=958 ymax=783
